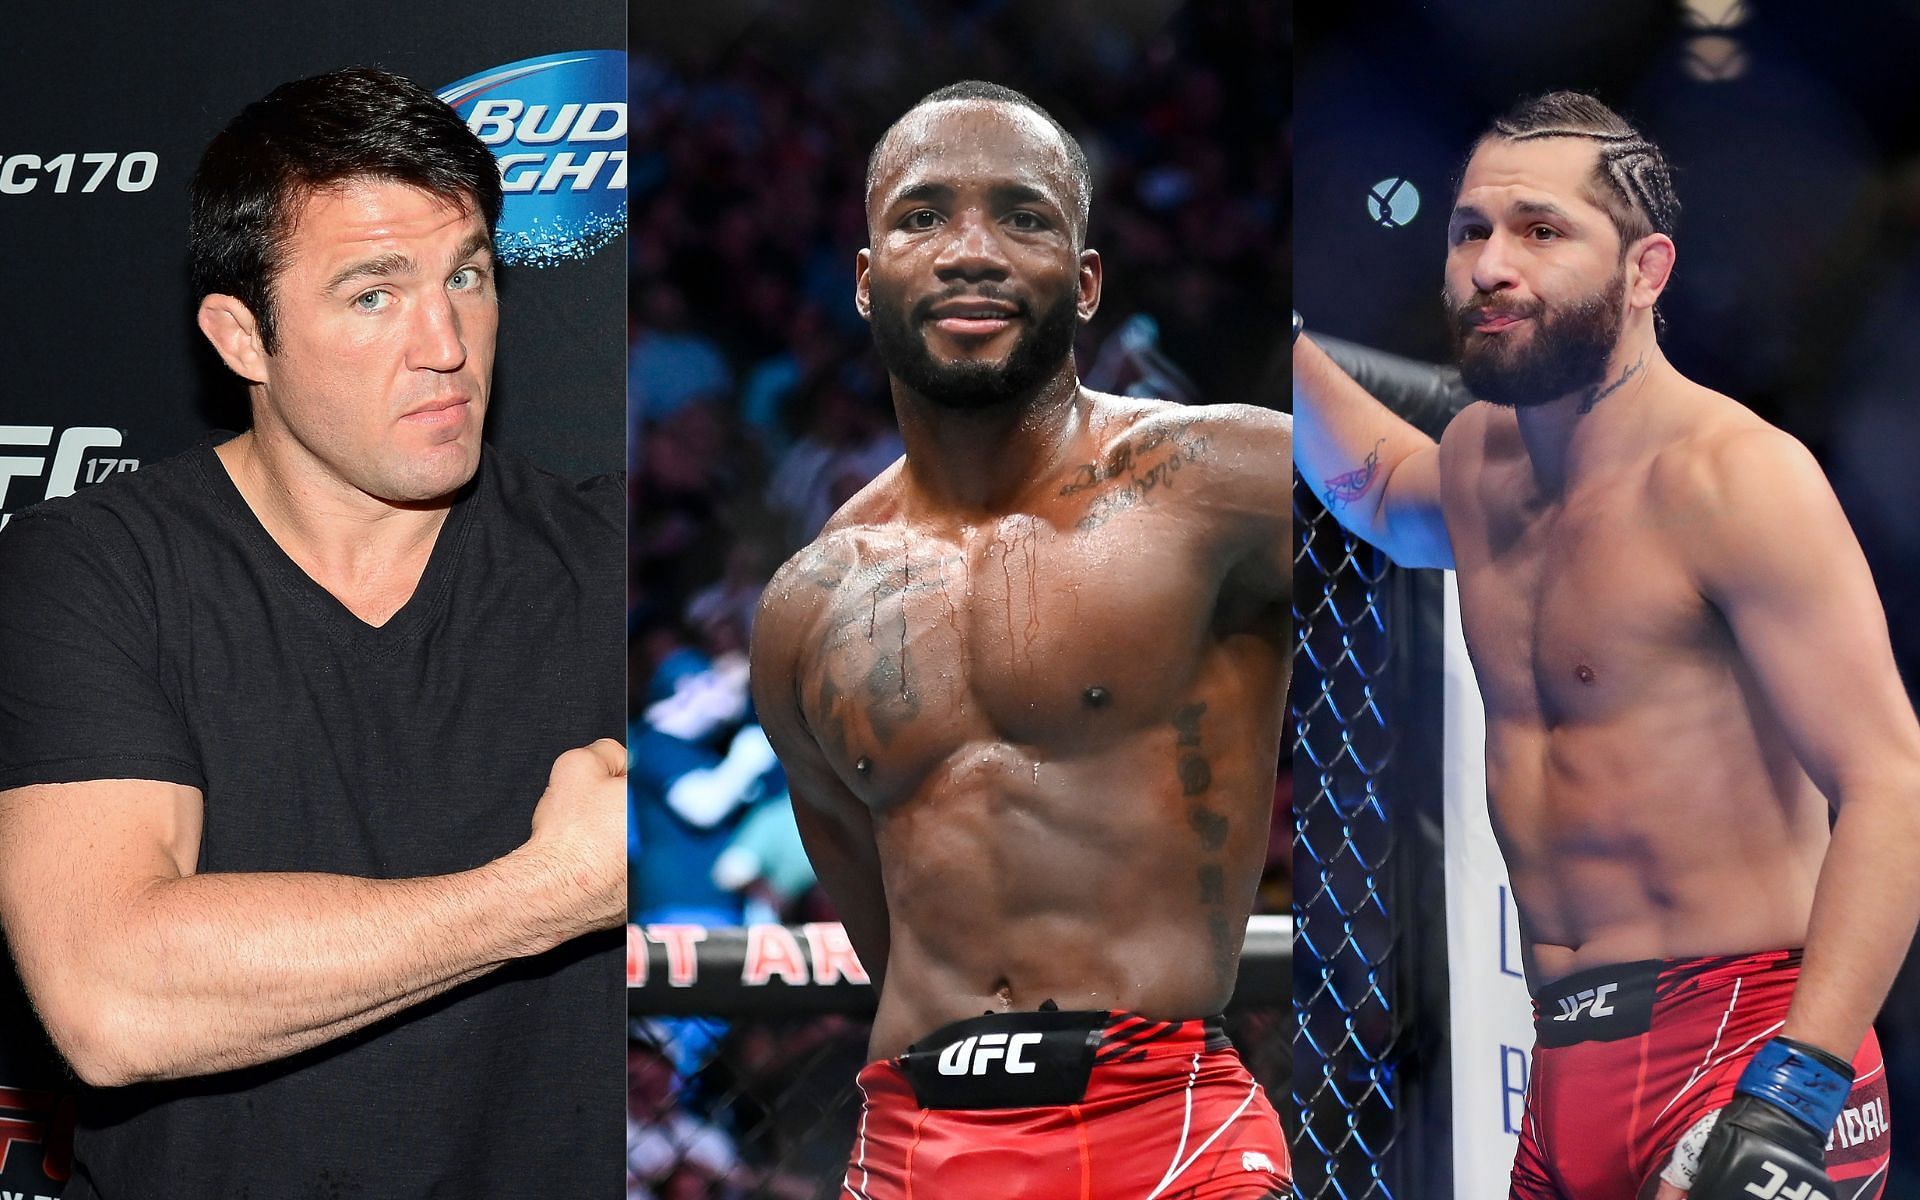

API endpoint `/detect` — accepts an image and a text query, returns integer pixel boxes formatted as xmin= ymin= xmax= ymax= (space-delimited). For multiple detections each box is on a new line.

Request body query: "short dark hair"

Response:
xmin=865 ymin=80 xmax=1093 ymax=248
xmin=190 ymin=67 xmax=502 ymax=354
xmin=1468 ymin=91 xmax=1680 ymax=248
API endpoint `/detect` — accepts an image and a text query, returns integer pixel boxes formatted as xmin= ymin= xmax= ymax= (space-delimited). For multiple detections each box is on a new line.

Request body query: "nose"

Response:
xmin=931 ymin=207 xmax=1011 ymax=283
xmin=1469 ymin=228 xmax=1522 ymax=297
xmin=408 ymin=290 xmax=467 ymax=373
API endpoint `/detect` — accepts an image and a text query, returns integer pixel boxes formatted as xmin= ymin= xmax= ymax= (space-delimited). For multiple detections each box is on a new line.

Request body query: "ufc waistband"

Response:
xmin=1530 ymin=949 xmax=1802 ymax=1048
xmin=897 ymin=1010 xmax=1231 ymax=1110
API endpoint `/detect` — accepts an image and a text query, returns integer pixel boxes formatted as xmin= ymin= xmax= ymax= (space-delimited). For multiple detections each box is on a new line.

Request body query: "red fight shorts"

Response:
xmin=841 ymin=1010 xmax=1290 ymax=1199
xmin=1511 ymin=950 xmax=1890 ymax=1199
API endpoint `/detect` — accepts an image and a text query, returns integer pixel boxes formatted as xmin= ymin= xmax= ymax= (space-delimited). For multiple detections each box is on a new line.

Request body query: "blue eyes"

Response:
xmin=351 ymin=268 xmax=486 ymax=312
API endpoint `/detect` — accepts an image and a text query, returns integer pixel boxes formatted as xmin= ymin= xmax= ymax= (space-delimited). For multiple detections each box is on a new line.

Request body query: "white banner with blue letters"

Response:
xmin=1443 ymin=572 xmax=1535 ymax=1198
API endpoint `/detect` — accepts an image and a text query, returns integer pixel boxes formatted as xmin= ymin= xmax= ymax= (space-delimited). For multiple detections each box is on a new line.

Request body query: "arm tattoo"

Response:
xmin=1323 ymin=438 xmax=1386 ymax=509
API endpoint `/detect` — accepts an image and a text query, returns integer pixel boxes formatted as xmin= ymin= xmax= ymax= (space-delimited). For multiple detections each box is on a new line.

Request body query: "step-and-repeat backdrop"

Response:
xmin=0 ymin=5 xmax=624 ymax=1191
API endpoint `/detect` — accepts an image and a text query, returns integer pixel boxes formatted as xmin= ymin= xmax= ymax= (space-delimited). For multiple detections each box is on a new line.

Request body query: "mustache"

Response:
xmin=1451 ymin=293 xmax=1544 ymax=332
xmin=910 ymin=288 xmax=1030 ymax=323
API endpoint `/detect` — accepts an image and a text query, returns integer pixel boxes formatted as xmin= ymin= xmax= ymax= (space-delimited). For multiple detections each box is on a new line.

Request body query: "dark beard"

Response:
xmin=868 ymin=285 xmax=1079 ymax=411
xmin=1450 ymin=267 xmax=1626 ymax=409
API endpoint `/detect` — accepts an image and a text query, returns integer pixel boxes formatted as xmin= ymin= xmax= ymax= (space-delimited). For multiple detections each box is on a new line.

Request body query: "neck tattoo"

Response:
xmin=1577 ymin=354 xmax=1645 ymax=414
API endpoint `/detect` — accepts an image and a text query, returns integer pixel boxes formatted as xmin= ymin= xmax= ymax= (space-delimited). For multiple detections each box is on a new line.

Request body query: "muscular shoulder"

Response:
xmin=1075 ymin=394 xmax=1289 ymax=513
xmin=1643 ymin=396 xmax=1819 ymax=527
xmin=1641 ymin=394 xmax=1845 ymax=591
xmin=1089 ymin=395 xmax=1286 ymax=450
xmin=1434 ymin=401 xmax=1501 ymax=475
xmin=752 ymin=502 xmax=898 ymax=710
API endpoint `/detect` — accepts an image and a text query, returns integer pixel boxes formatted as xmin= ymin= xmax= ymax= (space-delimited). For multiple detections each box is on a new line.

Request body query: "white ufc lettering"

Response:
xmin=1005 ymin=1032 xmax=1040 ymax=1074
xmin=1551 ymin=983 xmax=1619 ymax=1022
xmin=1742 ymin=1161 xmax=1828 ymax=1200
xmin=937 ymin=1031 xmax=1045 ymax=1076
xmin=936 ymin=1035 xmax=978 ymax=1075
xmin=0 ymin=425 xmax=127 ymax=522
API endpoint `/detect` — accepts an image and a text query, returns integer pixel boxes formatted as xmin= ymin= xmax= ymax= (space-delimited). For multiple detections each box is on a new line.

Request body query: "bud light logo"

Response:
xmin=438 ymin=52 xmax=626 ymax=268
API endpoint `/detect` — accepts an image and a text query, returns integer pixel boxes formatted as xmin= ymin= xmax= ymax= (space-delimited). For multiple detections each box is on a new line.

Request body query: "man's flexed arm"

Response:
xmin=0 ymin=741 xmax=627 ymax=1087
xmin=1293 ymin=333 xmax=1454 ymax=568
xmin=750 ymin=547 xmax=891 ymax=988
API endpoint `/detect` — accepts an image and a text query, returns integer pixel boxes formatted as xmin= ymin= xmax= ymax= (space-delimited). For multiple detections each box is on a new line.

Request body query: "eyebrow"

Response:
xmin=992 ymin=182 xmax=1059 ymax=211
xmin=887 ymin=180 xmax=1062 ymax=214
xmin=323 ymin=231 xmax=494 ymax=294
xmin=890 ymin=181 xmax=954 ymax=209
xmin=1448 ymin=198 xmax=1578 ymax=228
xmin=325 ymin=252 xmax=416 ymax=294
xmin=1513 ymin=199 xmax=1575 ymax=223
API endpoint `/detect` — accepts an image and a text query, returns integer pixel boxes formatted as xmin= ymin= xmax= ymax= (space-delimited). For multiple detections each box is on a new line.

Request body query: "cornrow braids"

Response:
xmin=1477 ymin=91 xmax=1680 ymax=247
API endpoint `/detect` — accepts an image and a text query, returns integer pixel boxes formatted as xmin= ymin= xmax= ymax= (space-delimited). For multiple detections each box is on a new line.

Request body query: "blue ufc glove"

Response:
xmin=1681 ymin=1036 xmax=1852 ymax=1199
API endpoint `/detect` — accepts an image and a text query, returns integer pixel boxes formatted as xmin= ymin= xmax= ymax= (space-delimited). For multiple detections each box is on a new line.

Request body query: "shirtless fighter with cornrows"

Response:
xmin=751 ymin=81 xmax=1292 ymax=1198
xmin=1295 ymin=92 xmax=1917 ymax=1199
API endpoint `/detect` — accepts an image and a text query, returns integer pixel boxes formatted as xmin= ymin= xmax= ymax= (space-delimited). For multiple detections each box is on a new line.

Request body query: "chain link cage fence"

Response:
xmin=1291 ymin=338 xmax=1463 ymax=1200
xmin=1292 ymin=480 xmax=1401 ymax=1200
xmin=629 ymin=920 xmax=1292 ymax=1199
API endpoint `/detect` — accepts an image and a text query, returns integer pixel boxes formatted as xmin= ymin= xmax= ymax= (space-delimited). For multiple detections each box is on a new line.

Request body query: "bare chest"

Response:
xmin=797 ymin=512 xmax=1222 ymax=797
xmin=1452 ymin=483 xmax=1720 ymax=724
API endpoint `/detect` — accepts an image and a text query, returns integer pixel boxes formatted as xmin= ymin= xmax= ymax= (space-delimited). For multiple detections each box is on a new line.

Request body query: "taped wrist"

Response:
xmin=1735 ymin=1035 xmax=1853 ymax=1135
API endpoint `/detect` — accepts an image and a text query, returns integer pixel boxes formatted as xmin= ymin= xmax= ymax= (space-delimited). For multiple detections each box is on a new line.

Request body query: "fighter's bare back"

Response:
xmin=753 ymin=394 xmax=1289 ymax=1059
xmin=1439 ymin=374 xmax=1841 ymax=987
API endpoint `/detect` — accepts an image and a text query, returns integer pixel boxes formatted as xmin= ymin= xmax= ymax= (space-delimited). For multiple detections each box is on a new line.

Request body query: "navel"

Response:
xmin=1082 ymin=685 xmax=1112 ymax=709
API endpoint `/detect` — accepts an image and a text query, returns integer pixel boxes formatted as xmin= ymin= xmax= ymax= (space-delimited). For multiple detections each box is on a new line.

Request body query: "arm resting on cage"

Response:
xmin=1688 ymin=428 xmax=1920 ymax=1062
xmin=1293 ymin=332 xmax=1456 ymax=569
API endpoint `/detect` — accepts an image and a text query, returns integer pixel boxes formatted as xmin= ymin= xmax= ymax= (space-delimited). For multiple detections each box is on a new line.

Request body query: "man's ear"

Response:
xmin=854 ymin=248 xmax=873 ymax=322
xmin=196 ymin=294 xmax=270 ymax=384
xmin=1627 ymin=234 xmax=1676 ymax=312
xmin=1077 ymin=248 xmax=1102 ymax=323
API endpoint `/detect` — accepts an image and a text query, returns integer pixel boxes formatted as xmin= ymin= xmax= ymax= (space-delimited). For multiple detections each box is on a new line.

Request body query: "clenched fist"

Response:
xmin=519 ymin=739 xmax=628 ymax=939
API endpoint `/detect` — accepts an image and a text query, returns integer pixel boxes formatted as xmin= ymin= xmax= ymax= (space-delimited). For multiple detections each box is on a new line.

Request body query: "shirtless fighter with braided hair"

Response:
xmin=1296 ymin=91 xmax=1913 ymax=1200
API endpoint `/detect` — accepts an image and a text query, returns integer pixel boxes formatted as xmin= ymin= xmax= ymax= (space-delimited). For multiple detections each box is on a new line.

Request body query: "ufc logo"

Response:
xmin=0 ymin=1085 xmax=72 ymax=1183
xmin=936 ymin=1032 xmax=1043 ymax=1077
xmin=1551 ymin=983 xmax=1618 ymax=1022
xmin=1744 ymin=1161 xmax=1828 ymax=1200
xmin=0 ymin=426 xmax=132 ymax=527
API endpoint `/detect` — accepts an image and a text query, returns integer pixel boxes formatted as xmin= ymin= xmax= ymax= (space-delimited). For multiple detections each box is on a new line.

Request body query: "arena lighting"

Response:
xmin=1681 ymin=0 xmax=1749 ymax=30
xmin=1684 ymin=33 xmax=1750 ymax=81
xmin=1682 ymin=0 xmax=1749 ymax=81
xmin=1367 ymin=176 xmax=1421 ymax=229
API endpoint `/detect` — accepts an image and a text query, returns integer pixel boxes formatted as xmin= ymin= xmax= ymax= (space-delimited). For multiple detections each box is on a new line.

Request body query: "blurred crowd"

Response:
xmin=627 ymin=1 xmax=1290 ymax=1193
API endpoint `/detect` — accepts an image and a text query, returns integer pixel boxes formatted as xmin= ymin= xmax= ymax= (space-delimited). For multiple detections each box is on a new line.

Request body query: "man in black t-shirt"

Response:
xmin=0 ymin=69 xmax=624 ymax=1196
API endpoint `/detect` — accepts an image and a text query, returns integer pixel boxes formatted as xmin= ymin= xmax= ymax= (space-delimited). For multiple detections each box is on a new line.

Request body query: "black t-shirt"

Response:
xmin=0 ymin=440 xmax=624 ymax=1197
